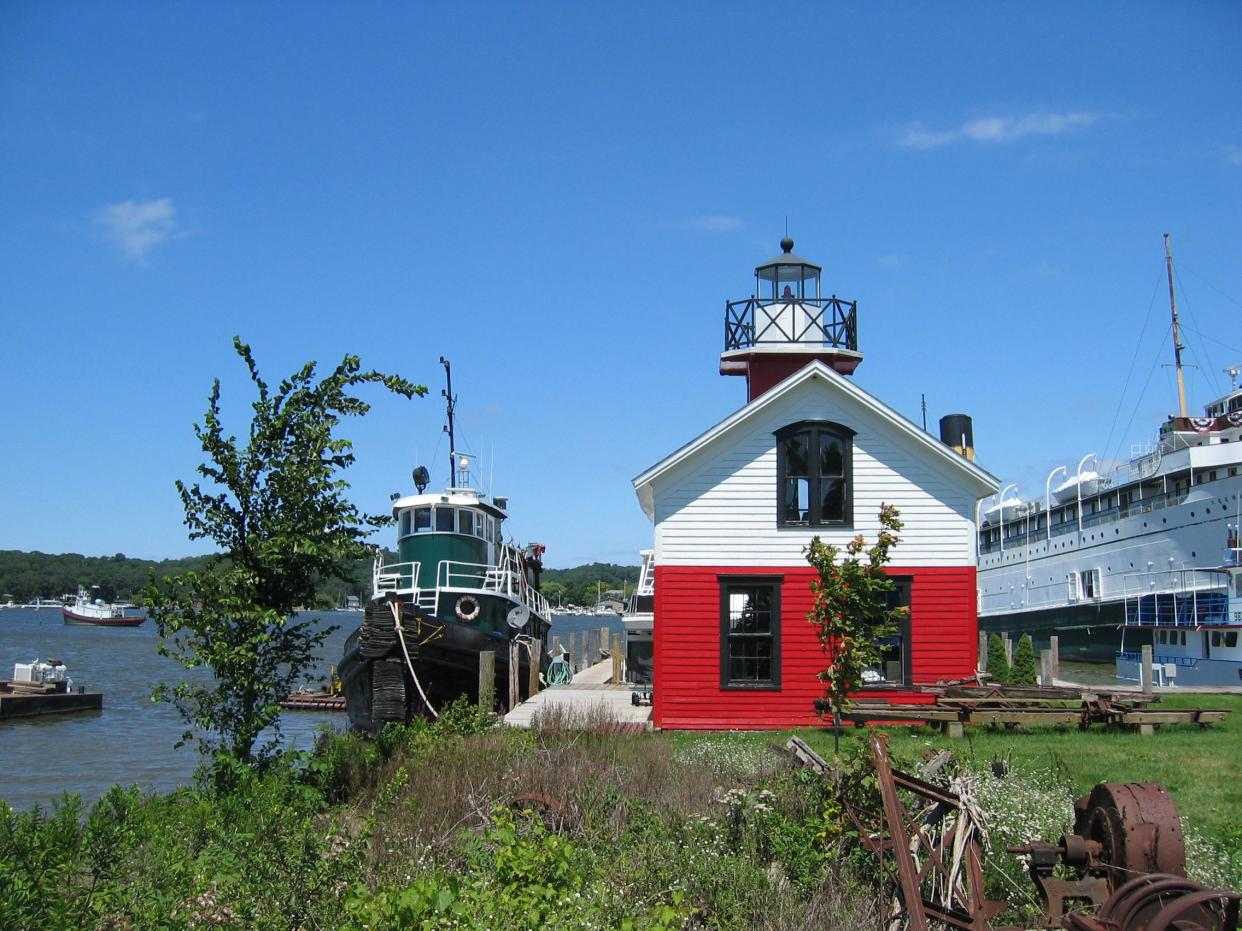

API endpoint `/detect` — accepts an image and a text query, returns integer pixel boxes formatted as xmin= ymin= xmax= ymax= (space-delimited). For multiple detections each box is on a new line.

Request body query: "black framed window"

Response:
xmin=775 ymin=421 xmax=854 ymax=528
xmin=719 ymin=576 xmax=782 ymax=689
xmin=862 ymin=576 xmax=912 ymax=687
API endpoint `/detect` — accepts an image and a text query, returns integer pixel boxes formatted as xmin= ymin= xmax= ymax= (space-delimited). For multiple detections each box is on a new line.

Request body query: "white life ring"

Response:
xmin=455 ymin=595 xmax=481 ymax=622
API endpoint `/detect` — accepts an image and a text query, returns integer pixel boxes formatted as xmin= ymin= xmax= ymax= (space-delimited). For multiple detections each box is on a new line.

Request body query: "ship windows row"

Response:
xmin=1156 ymin=629 xmax=1239 ymax=649
xmin=399 ymin=506 xmax=500 ymax=543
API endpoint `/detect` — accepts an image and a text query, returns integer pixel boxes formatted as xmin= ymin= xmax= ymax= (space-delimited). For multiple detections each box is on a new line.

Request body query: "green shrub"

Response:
xmin=986 ymin=633 xmax=1011 ymax=684
xmin=1011 ymin=634 xmax=1038 ymax=685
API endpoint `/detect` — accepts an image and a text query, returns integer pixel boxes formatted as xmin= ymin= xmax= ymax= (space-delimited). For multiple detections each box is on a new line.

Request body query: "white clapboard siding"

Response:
xmin=650 ymin=376 xmax=980 ymax=567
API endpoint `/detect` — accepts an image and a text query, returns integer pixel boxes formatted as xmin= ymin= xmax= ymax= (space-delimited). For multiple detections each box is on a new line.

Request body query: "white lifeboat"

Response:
xmin=1052 ymin=471 xmax=1099 ymax=504
xmin=982 ymin=498 xmax=1029 ymax=524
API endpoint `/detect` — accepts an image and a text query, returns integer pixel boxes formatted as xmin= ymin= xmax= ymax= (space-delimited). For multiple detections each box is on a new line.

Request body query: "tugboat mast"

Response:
xmin=1164 ymin=233 xmax=1189 ymax=419
xmin=440 ymin=356 xmax=457 ymax=481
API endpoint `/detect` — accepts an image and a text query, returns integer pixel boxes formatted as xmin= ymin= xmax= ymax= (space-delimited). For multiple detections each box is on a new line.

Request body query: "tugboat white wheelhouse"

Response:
xmin=338 ymin=358 xmax=551 ymax=731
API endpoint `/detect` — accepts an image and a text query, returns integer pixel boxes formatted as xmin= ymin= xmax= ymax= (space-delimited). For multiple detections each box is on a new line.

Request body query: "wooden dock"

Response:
xmin=504 ymin=660 xmax=652 ymax=730
xmin=0 ymin=683 xmax=102 ymax=719
xmin=279 ymin=692 xmax=347 ymax=712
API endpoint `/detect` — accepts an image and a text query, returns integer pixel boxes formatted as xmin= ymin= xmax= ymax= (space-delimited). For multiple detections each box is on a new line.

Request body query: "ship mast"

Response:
xmin=1164 ymin=233 xmax=1189 ymax=418
xmin=439 ymin=356 xmax=457 ymax=481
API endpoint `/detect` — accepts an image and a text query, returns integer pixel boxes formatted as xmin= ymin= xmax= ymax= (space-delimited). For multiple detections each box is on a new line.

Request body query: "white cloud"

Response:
xmin=683 ymin=215 xmax=742 ymax=233
xmin=96 ymin=198 xmax=177 ymax=262
xmin=899 ymin=112 xmax=1101 ymax=150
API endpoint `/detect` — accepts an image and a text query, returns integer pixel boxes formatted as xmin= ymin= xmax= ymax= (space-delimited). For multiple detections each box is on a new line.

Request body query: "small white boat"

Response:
xmin=62 ymin=588 xmax=145 ymax=627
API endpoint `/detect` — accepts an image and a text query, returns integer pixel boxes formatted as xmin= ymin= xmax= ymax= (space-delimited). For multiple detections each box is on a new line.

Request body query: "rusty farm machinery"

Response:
xmin=786 ymin=733 xmax=1239 ymax=931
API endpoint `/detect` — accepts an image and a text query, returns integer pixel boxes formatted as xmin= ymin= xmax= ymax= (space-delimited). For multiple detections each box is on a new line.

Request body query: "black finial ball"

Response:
xmin=780 ymin=236 xmax=794 ymax=253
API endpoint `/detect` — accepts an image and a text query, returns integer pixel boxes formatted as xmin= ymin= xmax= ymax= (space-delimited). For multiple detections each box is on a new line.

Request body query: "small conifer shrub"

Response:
xmin=1011 ymin=634 xmax=1038 ymax=685
xmin=986 ymin=633 xmax=1011 ymax=684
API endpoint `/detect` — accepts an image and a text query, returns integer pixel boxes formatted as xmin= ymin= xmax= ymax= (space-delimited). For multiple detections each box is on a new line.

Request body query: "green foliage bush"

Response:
xmin=1011 ymin=633 xmax=1038 ymax=685
xmin=986 ymin=632 xmax=1011 ymax=683
xmin=0 ymin=716 xmax=880 ymax=931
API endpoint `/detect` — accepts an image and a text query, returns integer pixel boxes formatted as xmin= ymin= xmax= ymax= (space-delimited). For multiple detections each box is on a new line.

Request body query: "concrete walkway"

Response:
xmin=503 ymin=660 xmax=653 ymax=729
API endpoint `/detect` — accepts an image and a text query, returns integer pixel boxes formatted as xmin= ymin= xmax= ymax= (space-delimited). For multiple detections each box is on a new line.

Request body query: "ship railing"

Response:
xmin=1120 ymin=567 xmax=1232 ymax=627
xmin=373 ymin=560 xmax=421 ymax=599
xmin=1116 ymin=650 xmax=1200 ymax=668
xmin=978 ymin=489 xmax=1194 ymax=552
xmin=436 ymin=560 xmax=551 ymax=621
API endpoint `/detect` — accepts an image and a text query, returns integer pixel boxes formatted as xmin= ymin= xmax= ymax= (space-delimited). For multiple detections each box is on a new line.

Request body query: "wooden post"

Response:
xmin=527 ymin=642 xmax=540 ymax=699
xmin=977 ymin=632 xmax=988 ymax=672
xmin=551 ymin=635 xmax=561 ymax=658
xmin=1049 ymin=635 xmax=1060 ymax=680
xmin=508 ymin=640 xmax=520 ymax=711
xmin=599 ymin=626 xmax=611 ymax=660
xmin=573 ymin=631 xmax=583 ymax=672
xmin=479 ymin=651 xmax=495 ymax=712
xmin=1039 ymin=651 xmax=1053 ymax=687
xmin=1002 ymin=634 xmax=1013 ymax=666
xmin=610 ymin=645 xmax=622 ymax=684
xmin=587 ymin=629 xmax=599 ymax=668
xmin=1141 ymin=645 xmax=1154 ymax=698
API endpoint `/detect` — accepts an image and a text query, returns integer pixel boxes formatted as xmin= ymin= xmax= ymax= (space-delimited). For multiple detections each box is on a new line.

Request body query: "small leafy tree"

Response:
xmin=807 ymin=503 xmax=909 ymax=749
xmin=1010 ymin=634 xmax=1038 ymax=686
xmin=144 ymin=337 xmax=423 ymax=776
xmin=986 ymin=633 xmax=1011 ymax=684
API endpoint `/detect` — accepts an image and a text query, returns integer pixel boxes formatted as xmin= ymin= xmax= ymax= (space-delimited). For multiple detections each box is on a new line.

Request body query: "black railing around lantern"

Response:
xmin=724 ymin=297 xmax=858 ymax=352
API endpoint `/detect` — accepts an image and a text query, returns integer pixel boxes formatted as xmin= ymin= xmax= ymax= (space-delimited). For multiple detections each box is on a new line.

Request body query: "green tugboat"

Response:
xmin=339 ymin=358 xmax=552 ymax=731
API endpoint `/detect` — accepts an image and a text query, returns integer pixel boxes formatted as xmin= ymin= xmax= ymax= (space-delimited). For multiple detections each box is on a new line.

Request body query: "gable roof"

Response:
xmin=632 ymin=360 xmax=1000 ymax=520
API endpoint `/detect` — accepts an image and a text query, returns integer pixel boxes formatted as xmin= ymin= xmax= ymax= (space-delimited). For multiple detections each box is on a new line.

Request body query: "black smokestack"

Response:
xmin=939 ymin=414 xmax=975 ymax=462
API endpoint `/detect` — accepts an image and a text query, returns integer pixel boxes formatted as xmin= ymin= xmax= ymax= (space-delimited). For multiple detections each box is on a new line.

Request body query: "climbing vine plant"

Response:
xmin=806 ymin=503 xmax=908 ymax=742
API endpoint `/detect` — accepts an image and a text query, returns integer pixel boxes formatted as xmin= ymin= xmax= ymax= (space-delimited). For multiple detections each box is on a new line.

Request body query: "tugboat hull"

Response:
xmin=340 ymin=598 xmax=546 ymax=732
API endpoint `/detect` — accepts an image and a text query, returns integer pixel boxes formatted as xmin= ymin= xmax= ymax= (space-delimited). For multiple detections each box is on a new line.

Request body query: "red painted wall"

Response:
xmin=652 ymin=564 xmax=978 ymax=730
xmin=741 ymin=353 xmax=861 ymax=401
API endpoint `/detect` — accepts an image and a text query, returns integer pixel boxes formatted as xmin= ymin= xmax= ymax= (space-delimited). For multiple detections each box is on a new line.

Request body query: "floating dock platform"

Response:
xmin=0 ymin=683 xmax=102 ymax=719
xmin=279 ymin=692 xmax=347 ymax=712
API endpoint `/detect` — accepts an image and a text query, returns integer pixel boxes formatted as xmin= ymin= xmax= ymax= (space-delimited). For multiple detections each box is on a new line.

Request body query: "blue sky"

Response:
xmin=2 ymin=2 xmax=1240 ymax=567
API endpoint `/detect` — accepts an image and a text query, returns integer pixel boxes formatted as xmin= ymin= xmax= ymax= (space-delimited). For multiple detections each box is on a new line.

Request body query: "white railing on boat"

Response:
xmin=371 ymin=553 xmax=551 ymax=621
xmin=436 ymin=558 xmax=552 ymax=620
xmin=1120 ymin=566 xmax=1232 ymax=627
xmin=373 ymin=560 xmax=421 ymax=599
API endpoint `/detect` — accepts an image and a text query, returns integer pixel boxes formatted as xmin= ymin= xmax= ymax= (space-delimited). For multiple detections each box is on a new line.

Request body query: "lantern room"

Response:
xmin=721 ymin=238 xmax=863 ymax=402
xmin=755 ymin=236 xmax=822 ymax=301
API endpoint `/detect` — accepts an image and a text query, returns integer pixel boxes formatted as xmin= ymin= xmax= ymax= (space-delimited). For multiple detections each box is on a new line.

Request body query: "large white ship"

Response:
xmin=977 ymin=236 xmax=1242 ymax=663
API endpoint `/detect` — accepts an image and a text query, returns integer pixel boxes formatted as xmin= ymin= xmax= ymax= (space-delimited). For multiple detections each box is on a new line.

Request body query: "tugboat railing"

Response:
xmin=436 ymin=559 xmax=552 ymax=620
xmin=373 ymin=560 xmax=421 ymax=599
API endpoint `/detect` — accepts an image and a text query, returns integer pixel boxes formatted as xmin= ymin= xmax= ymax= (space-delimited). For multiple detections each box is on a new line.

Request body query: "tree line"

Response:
xmin=540 ymin=561 xmax=641 ymax=607
xmin=0 ymin=548 xmax=641 ymax=610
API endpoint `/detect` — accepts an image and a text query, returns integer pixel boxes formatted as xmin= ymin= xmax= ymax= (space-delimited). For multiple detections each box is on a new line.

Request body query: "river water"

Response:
xmin=0 ymin=606 xmax=622 ymax=812
xmin=2 ymin=607 xmax=1113 ymax=812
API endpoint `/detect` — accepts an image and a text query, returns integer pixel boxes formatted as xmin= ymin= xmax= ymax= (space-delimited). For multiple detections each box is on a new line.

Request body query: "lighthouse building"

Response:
xmin=632 ymin=240 xmax=999 ymax=729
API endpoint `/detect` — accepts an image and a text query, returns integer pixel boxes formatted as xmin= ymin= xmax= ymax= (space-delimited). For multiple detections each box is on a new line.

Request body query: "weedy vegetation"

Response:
xmin=4 ymin=695 xmax=1239 ymax=930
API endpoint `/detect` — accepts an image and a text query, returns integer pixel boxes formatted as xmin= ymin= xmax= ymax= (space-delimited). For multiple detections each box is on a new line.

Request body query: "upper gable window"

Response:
xmin=775 ymin=420 xmax=854 ymax=528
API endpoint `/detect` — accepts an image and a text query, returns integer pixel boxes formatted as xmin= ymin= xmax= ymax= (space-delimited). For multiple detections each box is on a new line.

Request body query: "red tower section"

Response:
xmin=720 ymin=238 xmax=863 ymax=402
